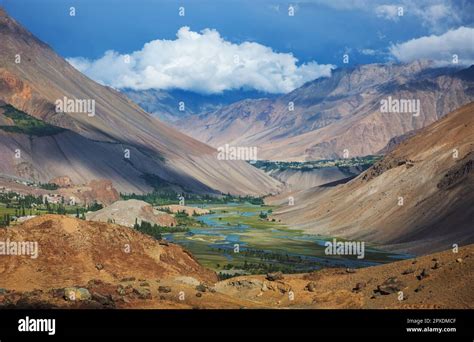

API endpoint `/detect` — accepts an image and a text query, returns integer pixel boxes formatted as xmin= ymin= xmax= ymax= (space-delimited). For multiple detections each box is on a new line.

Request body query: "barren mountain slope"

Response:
xmin=0 ymin=8 xmax=281 ymax=195
xmin=269 ymin=102 xmax=474 ymax=254
xmin=0 ymin=215 xmax=217 ymax=292
xmin=266 ymin=167 xmax=358 ymax=191
xmin=182 ymin=62 xmax=474 ymax=161
xmin=0 ymin=215 xmax=472 ymax=309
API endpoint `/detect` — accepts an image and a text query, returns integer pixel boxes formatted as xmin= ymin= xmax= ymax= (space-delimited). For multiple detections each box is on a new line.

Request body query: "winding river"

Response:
xmin=163 ymin=203 xmax=410 ymax=275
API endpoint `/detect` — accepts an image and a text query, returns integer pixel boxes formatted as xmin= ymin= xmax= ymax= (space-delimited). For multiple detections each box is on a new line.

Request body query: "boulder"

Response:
xmin=158 ymin=286 xmax=172 ymax=293
xmin=376 ymin=277 xmax=406 ymax=295
xmin=305 ymin=282 xmax=317 ymax=292
xmin=266 ymin=272 xmax=284 ymax=281
xmin=133 ymin=287 xmax=151 ymax=300
xmin=195 ymin=284 xmax=207 ymax=293
xmin=417 ymin=268 xmax=430 ymax=280
xmin=63 ymin=287 xmax=91 ymax=301
xmin=91 ymin=292 xmax=115 ymax=307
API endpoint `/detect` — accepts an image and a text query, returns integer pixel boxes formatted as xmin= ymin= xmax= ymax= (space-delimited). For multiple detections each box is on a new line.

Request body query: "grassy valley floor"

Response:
xmin=161 ymin=203 xmax=408 ymax=278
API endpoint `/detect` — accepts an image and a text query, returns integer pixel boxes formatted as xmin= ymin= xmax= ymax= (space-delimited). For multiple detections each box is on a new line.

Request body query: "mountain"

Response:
xmin=268 ymin=102 xmax=474 ymax=254
xmin=122 ymin=88 xmax=275 ymax=123
xmin=181 ymin=62 xmax=474 ymax=161
xmin=0 ymin=8 xmax=281 ymax=196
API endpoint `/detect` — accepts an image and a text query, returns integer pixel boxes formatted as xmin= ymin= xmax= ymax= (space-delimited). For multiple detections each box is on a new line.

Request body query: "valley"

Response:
xmin=0 ymin=4 xmax=472 ymax=313
xmin=161 ymin=203 xmax=404 ymax=278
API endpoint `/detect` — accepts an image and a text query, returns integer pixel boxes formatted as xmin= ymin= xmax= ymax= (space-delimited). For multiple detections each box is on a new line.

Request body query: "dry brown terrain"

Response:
xmin=0 ymin=215 xmax=216 ymax=293
xmin=268 ymin=102 xmax=474 ymax=254
xmin=266 ymin=166 xmax=359 ymax=191
xmin=0 ymin=215 xmax=472 ymax=309
xmin=86 ymin=199 xmax=177 ymax=227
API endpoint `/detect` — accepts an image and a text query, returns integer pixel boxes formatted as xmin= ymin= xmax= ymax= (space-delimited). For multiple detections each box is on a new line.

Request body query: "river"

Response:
xmin=162 ymin=203 xmax=410 ymax=277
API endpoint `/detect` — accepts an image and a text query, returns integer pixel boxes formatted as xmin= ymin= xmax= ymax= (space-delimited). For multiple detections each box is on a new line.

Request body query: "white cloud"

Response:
xmin=389 ymin=26 xmax=474 ymax=66
xmin=409 ymin=3 xmax=458 ymax=32
xmin=67 ymin=27 xmax=334 ymax=94
xmin=312 ymin=0 xmax=468 ymax=32
xmin=375 ymin=5 xmax=401 ymax=21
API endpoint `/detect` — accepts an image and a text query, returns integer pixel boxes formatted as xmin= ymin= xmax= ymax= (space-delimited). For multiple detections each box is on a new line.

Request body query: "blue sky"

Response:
xmin=2 ymin=0 xmax=473 ymax=94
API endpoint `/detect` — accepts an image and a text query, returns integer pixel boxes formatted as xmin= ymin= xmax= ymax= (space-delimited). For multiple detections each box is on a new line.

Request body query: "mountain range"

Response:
xmin=178 ymin=62 xmax=474 ymax=161
xmin=122 ymin=88 xmax=274 ymax=123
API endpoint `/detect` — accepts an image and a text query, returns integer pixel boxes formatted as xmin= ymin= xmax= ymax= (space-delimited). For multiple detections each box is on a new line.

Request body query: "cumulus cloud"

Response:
xmin=389 ymin=26 xmax=474 ymax=66
xmin=67 ymin=27 xmax=335 ymax=94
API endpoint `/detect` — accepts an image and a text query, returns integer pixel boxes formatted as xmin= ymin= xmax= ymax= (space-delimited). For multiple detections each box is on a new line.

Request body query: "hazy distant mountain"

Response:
xmin=122 ymin=88 xmax=275 ymax=123
xmin=269 ymin=102 xmax=474 ymax=254
xmin=180 ymin=62 xmax=474 ymax=161
xmin=0 ymin=8 xmax=281 ymax=195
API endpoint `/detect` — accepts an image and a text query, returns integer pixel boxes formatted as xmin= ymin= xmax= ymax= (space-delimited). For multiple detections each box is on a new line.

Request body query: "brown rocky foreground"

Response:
xmin=0 ymin=215 xmax=472 ymax=309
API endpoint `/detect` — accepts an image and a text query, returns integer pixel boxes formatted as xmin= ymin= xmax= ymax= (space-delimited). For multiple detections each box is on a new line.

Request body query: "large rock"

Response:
xmin=266 ymin=272 xmax=284 ymax=281
xmin=376 ymin=277 xmax=406 ymax=295
xmin=133 ymin=287 xmax=151 ymax=300
xmin=63 ymin=287 xmax=91 ymax=301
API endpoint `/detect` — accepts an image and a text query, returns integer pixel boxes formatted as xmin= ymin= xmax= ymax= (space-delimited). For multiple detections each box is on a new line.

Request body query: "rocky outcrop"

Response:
xmin=437 ymin=152 xmax=473 ymax=190
xmin=49 ymin=176 xmax=74 ymax=188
